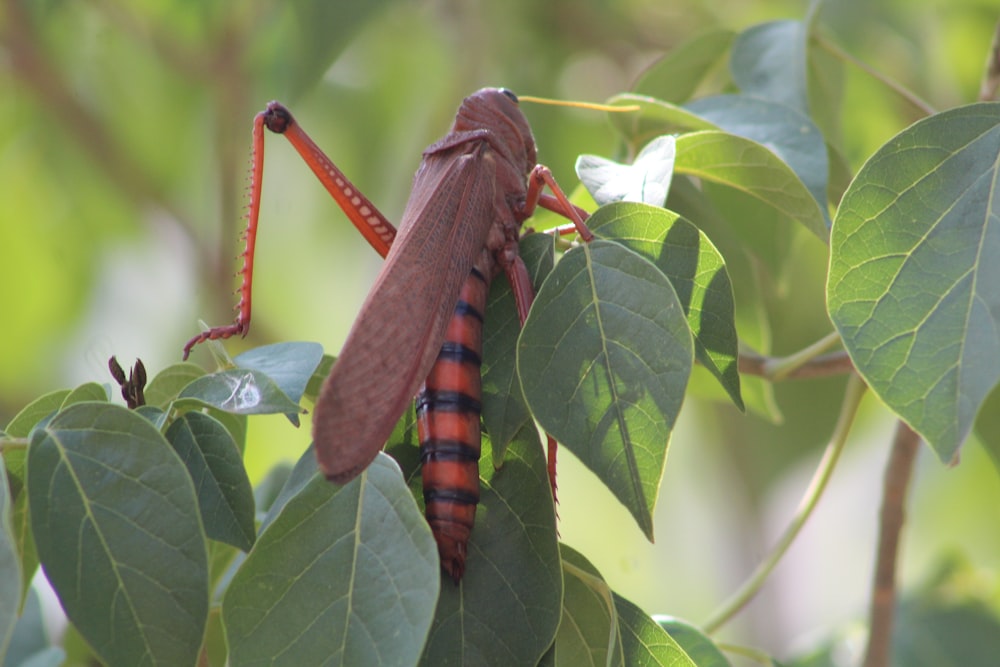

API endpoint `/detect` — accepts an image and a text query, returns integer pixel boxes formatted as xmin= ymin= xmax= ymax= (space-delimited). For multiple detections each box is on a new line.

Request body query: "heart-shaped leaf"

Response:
xmin=28 ymin=402 xmax=208 ymax=667
xmin=828 ymin=103 xmax=1000 ymax=460
xmin=518 ymin=240 xmax=693 ymax=539
xmin=223 ymin=454 xmax=438 ymax=667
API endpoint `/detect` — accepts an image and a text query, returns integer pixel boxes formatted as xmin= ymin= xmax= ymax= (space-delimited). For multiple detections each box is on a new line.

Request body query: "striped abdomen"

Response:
xmin=416 ymin=266 xmax=489 ymax=583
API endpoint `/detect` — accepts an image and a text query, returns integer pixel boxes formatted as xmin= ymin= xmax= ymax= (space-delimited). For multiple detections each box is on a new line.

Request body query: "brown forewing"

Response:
xmin=312 ymin=139 xmax=508 ymax=482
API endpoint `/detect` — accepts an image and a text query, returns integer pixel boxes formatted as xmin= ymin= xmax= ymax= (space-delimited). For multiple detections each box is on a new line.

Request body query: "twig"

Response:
xmin=738 ymin=332 xmax=853 ymax=381
xmin=702 ymin=373 xmax=867 ymax=633
xmin=861 ymin=421 xmax=921 ymax=667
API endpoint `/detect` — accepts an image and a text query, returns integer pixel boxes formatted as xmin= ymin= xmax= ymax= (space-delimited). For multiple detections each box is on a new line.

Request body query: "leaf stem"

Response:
xmin=0 ymin=439 xmax=29 ymax=453
xmin=762 ymin=331 xmax=843 ymax=381
xmin=813 ymin=33 xmax=937 ymax=118
xmin=738 ymin=331 xmax=850 ymax=381
xmin=861 ymin=421 xmax=921 ymax=667
xmin=701 ymin=372 xmax=866 ymax=633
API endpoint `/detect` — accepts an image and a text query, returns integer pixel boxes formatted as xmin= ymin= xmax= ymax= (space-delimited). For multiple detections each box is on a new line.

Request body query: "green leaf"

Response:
xmin=223 ymin=454 xmax=439 ymax=667
xmin=674 ymin=130 xmax=829 ymax=242
xmin=731 ymin=20 xmax=808 ymax=113
xmin=665 ymin=177 xmax=781 ymax=421
xmin=204 ymin=461 xmax=295 ymax=603
xmin=481 ymin=232 xmax=555 ymax=458
xmin=248 ymin=0 xmax=397 ymax=100
xmin=827 ymin=103 xmax=1000 ymax=460
xmin=518 ymin=240 xmax=693 ymax=539
xmin=974 ymin=383 xmax=1000 ymax=475
xmin=576 ymin=135 xmax=676 ymax=207
xmin=613 ymin=593 xmax=695 ymax=666
xmin=4 ymin=588 xmax=65 ymax=667
xmin=685 ymin=94 xmax=830 ymax=221
xmin=555 ymin=545 xmax=624 ymax=667
xmin=3 ymin=450 xmax=26 ymax=506
xmin=165 ymin=412 xmax=256 ymax=552
xmin=303 ymin=354 xmax=336 ymax=403
xmin=143 ymin=362 xmax=205 ymax=408
xmin=254 ymin=462 xmax=294 ymax=518
xmin=892 ymin=556 xmax=1000 ymax=666
xmin=134 ymin=405 xmax=165 ymax=428
xmin=27 ymin=402 xmax=208 ymax=667
xmin=12 ymin=488 xmax=37 ymax=607
xmin=588 ymin=202 xmax=743 ymax=410
xmin=806 ymin=27 xmax=847 ymax=145
xmin=178 ymin=368 xmax=303 ymax=416
xmin=0 ymin=449 xmax=20 ymax=658
xmin=420 ymin=424 xmax=561 ymax=666
xmin=60 ymin=382 xmax=109 ymax=408
xmin=234 ymin=342 xmax=324 ymax=401
xmin=655 ymin=617 xmax=732 ymax=666
xmin=607 ymin=95 xmax=717 ymax=150
xmin=633 ymin=28 xmax=736 ymax=103
xmin=234 ymin=342 xmax=325 ymax=425
xmin=4 ymin=389 xmax=70 ymax=437
xmin=256 ymin=445 xmax=327 ymax=536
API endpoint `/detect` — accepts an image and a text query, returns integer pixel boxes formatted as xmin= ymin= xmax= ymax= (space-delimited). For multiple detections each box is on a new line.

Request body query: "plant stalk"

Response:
xmin=702 ymin=373 xmax=866 ymax=633
xmin=761 ymin=331 xmax=844 ymax=381
xmin=861 ymin=421 xmax=921 ymax=667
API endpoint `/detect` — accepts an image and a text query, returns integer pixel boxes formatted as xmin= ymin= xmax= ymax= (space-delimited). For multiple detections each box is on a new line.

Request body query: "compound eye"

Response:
xmin=500 ymin=88 xmax=519 ymax=104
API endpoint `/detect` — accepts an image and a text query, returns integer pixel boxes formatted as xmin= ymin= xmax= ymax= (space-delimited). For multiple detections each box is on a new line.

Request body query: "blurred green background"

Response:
xmin=3 ymin=0 xmax=999 ymax=659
